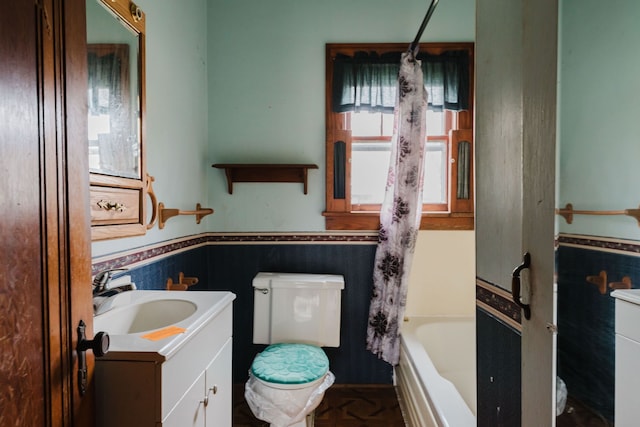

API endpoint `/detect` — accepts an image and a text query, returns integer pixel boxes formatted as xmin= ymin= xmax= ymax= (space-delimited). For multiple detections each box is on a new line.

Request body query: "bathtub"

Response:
xmin=395 ymin=316 xmax=476 ymax=427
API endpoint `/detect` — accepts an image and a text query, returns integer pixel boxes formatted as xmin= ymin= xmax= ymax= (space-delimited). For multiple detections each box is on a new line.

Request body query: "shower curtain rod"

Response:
xmin=409 ymin=0 xmax=440 ymax=54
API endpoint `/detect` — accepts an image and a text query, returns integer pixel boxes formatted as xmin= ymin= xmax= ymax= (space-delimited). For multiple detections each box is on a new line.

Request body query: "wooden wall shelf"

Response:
xmin=212 ymin=163 xmax=318 ymax=194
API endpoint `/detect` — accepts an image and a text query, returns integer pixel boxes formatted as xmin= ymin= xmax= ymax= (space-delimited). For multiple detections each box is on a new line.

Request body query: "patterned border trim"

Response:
xmin=92 ymin=235 xmax=210 ymax=274
xmin=207 ymin=232 xmax=378 ymax=244
xmin=92 ymin=232 xmax=378 ymax=274
xmin=476 ymin=278 xmax=522 ymax=332
xmin=558 ymin=233 xmax=640 ymax=257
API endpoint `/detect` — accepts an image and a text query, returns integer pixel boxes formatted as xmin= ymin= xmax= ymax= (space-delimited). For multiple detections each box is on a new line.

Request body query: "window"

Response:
xmin=323 ymin=43 xmax=474 ymax=230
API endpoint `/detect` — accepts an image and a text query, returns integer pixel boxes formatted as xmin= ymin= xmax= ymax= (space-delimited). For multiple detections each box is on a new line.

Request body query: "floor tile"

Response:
xmin=233 ymin=384 xmax=406 ymax=427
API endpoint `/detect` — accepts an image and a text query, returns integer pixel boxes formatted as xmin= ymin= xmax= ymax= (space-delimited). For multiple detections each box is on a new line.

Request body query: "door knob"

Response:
xmin=78 ymin=330 xmax=109 ymax=356
xmin=77 ymin=320 xmax=110 ymax=395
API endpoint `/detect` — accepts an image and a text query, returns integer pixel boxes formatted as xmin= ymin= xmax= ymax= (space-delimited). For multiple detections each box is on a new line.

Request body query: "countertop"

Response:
xmin=94 ymin=290 xmax=235 ymax=362
xmin=611 ymin=289 xmax=640 ymax=305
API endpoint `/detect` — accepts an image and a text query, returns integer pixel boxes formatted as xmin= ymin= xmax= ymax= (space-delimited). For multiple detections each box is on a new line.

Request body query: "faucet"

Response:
xmin=92 ymin=268 xmax=135 ymax=315
xmin=92 ymin=268 xmax=128 ymax=294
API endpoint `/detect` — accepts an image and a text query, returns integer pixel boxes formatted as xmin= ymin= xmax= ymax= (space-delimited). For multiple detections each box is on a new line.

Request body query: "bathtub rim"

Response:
xmin=398 ymin=315 xmax=476 ymax=427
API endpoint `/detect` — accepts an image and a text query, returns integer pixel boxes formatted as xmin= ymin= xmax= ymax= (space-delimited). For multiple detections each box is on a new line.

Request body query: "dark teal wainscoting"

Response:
xmin=476 ymin=306 xmax=522 ymax=427
xmin=94 ymin=239 xmax=393 ymax=385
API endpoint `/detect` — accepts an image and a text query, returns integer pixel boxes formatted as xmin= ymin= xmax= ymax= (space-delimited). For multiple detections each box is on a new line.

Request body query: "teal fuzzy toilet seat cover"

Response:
xmin=251 ymin=343 xmax=329 ymax=385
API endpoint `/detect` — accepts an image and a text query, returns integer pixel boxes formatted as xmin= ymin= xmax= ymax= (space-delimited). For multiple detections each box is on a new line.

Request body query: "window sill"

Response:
xmin=322 ymin=211 xmax=474 ymax=231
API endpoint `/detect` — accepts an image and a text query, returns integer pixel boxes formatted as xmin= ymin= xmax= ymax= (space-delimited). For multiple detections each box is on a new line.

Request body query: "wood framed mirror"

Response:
xmin=86 ymin=0 xmax=148 ymax=240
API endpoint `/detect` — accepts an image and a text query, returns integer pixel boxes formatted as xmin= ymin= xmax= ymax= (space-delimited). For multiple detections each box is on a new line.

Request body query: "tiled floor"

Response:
xmin=233 ymin=384 xmax=406 ymax=427
xmin=235 ymin=385 xmax=612 ymax=427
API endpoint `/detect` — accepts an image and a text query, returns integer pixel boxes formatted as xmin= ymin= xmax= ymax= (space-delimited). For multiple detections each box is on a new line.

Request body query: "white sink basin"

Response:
xmin=93 ymin=290 xmax=236 ymax=363
xmin=95 ymin=298 xmax=197 ymax=334
xmin=93 ymin=290 xmax=236 ymax=359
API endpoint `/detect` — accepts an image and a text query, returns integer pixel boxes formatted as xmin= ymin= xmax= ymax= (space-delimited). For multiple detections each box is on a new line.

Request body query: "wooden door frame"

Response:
xmin=0 ymin=0 xmax=92 ymax=425
xmin=520 ymin=0 xmax=558 ymax=425
xmin=46 ymin=0 xmax=94 ymax=424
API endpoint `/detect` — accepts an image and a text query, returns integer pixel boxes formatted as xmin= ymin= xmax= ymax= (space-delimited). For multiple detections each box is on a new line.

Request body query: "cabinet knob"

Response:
xmin=202 ymin=385 xmax=218 ymax=406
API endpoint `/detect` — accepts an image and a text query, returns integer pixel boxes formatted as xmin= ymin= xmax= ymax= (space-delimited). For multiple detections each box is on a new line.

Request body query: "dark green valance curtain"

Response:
xmin=332 ymin=50 xmax=469 ymax=113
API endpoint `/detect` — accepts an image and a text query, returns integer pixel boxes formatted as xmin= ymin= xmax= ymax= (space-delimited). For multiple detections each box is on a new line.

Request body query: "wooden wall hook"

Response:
xmin=609 ymin=276 xmax=632 ymax=291
xmin=586 ymin=270 xmax=607 ymax=295
xmin=166 ymin=272 xmax=199 ymax=291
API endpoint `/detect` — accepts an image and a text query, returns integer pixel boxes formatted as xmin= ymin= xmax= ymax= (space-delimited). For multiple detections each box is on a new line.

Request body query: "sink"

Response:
xmin=93 ymin=290 xmax=236 ymax=426
xmin=93 ymin=290 xmax=236 ymax=357
xmin=95 ymin=298 xmax=197 ymax=334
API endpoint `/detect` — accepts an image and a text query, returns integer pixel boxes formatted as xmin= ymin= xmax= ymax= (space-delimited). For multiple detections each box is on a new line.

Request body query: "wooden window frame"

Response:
xmin=323 ymin=42 xmax=475 ymax=231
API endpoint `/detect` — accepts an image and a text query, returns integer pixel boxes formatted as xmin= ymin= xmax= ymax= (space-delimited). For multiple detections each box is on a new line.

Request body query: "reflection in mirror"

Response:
xmin=87 ymin=0 xmax=141 ymax=179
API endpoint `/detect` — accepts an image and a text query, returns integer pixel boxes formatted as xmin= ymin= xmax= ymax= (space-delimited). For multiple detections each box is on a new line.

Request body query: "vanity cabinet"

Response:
xmin=95 ymin=303 xmax=233 ymax=427
xmin=164 ymin=338 xmax=232 ymax=427
xmin=612 ymin=289 xmax=640 ymax=426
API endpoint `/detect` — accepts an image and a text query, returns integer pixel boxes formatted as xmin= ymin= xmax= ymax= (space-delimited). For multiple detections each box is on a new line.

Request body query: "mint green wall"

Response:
xmin=92 ymin=0 xmax=475 ymax=256
xmin=92 ymin=0 xmax=210 ymax=257
xmin=558 ymin=0 xmax=640 ymax=240
xmin=207 ymin=0 xmax=475 ymax=231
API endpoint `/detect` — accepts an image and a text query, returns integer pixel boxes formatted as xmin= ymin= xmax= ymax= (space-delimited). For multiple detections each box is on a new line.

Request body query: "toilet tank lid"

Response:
xmin=253 ymin=272 xmax=344 ymax=290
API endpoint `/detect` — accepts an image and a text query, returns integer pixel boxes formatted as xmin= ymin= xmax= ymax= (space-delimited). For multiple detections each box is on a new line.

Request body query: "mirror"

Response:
xmin=86 ymin=0 xmax=148 ymax=241
xmin=87 ymin=0 xmax=143 ymax=179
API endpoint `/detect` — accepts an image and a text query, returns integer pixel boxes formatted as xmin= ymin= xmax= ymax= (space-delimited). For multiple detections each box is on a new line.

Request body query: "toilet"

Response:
xmin=245 ymin=272 xmax=345 ymax=427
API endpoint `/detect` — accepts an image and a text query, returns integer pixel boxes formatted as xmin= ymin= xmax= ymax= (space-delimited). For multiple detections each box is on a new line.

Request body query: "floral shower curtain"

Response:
xmin=366 ymin=51 xmax=427 ymax=365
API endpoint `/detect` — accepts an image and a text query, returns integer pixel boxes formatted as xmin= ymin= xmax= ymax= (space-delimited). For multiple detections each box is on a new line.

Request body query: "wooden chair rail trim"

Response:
xmin=323 ymin=211 xmax=473 ymax=231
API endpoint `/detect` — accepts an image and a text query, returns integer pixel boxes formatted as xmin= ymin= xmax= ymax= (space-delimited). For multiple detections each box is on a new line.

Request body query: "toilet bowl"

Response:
xmin=245 ymin=273 xmax=344 ymax=427
xmin=246 ymin=343 xmax=334 ymax=427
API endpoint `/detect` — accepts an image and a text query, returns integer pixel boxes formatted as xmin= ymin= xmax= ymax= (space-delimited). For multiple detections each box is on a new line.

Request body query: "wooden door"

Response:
xmin=476 ymin=0 xmax=558 ymax=425
xmin=0 ymin=0 xmax=94 ymax=425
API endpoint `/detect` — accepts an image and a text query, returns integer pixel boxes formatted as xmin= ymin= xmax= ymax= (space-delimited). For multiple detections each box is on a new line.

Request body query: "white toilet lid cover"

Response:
xmin=251 ymin=343 xmax=329 ymax=385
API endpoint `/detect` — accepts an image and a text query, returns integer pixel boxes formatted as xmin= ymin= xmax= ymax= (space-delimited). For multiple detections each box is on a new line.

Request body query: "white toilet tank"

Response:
xmin=252 ymin=272 xmax=344 ymax=347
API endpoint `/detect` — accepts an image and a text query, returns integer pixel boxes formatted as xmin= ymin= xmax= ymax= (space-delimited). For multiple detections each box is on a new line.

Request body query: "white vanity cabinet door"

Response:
xmin=204 ymin=338 xmax=233 ymax=426
xmin=613 ymin=292 xmax=640 ymax=427
xmin=163 ymin=370 xmax=206 ymax=427
xmin=615 ymin=334 xmax=640 ymax=426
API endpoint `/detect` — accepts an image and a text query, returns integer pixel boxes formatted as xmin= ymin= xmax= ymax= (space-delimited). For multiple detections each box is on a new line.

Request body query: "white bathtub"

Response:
xmin=395 ymin=316 xmax=476 ymax=427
